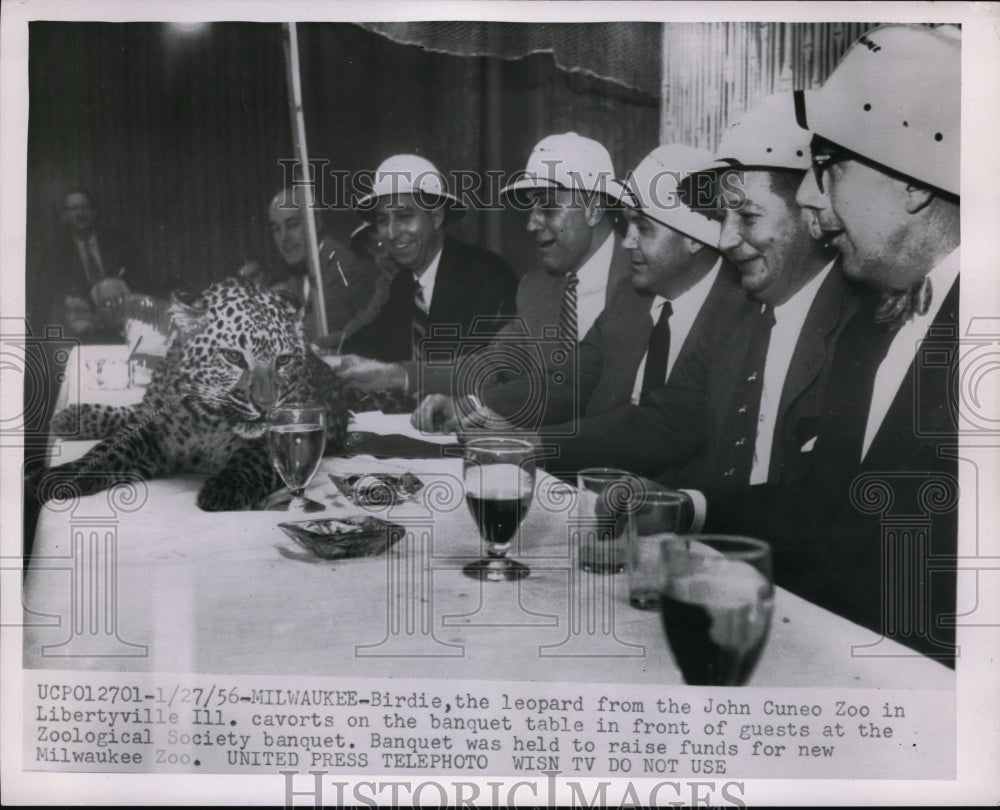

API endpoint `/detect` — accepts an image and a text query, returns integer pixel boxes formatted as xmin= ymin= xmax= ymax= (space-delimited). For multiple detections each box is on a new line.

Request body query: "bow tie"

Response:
xmin=874 ymin=276 xmax=933 ymax=331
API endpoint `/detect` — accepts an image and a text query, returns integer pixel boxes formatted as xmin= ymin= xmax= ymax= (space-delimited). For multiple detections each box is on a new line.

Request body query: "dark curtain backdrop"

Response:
xmin=26 ymin=22 xmax=660 ymax=298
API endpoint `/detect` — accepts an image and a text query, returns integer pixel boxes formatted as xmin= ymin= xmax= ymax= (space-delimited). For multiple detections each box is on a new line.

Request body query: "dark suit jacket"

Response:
xmin=476 ymin=237 xmax=633 ymax=426
xmin=31 ymin=227 xmax=149 ymax=339
xmin=578 ymin=260 xmax=743 ymax=418
xmin=708 ymin=277 xmax=960 ymax=663
xmin=546 ymin=263 xmax=861 ymax=487
xmin=268 ymin=235 xmax=377 ymax=338
xmin=344 ymin=235 xmax=517 ymax=363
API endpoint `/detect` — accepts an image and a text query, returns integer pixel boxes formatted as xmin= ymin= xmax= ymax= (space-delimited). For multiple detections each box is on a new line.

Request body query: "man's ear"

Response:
xmin=582 ymin=194 xmax=607 ymax=228
xmin=904 ymin=184 xmax=934 ymax=214
xmin=431 ymin=204 xmax=447 ymax=230
xmin=683 ymin=236 xmax=705 ymax=256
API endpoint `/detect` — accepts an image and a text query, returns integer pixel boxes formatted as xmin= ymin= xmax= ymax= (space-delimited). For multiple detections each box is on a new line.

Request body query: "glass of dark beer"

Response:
xmin=462 ymin=437 xmax=536 ymax=581
xmin=659 ymin=535 xmax=773 ymax=686
xmin=267 ymin=403 xmax=327 ymax=513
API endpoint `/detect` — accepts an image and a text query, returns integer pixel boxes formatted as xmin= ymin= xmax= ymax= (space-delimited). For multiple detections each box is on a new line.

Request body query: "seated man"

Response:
xmin=702 ymin=25 xmax=960 ymax=663
xmin=414 ymin=143 xmax=745 ymax=436
xmin=338 ymin=133 xmax=633 ymax=427
xmin=423 ymin=95 xmax=855 ymax=496
xmin=267 ymin=185 xmax=377 ymax=346
xmin=31 ymin=188 xmax=150 ymax=343
xmin=340 ymin=154 xmax=517 ymax=364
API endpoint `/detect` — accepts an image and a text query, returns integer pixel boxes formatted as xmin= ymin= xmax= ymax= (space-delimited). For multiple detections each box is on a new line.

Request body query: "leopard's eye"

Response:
xmin=220 ymin=348 xmax=246 ymax=367
xmin=274 ymin=353 xmax=296 ymax=370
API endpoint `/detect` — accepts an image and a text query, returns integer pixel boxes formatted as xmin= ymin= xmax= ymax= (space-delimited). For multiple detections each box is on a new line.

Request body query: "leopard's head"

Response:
xmin=167 ymin=278 xmax=311 ymax=438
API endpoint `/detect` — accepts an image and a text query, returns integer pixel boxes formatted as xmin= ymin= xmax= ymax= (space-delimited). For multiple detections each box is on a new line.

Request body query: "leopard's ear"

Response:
xmin=169 ymin=291 xmax=210 ymax=338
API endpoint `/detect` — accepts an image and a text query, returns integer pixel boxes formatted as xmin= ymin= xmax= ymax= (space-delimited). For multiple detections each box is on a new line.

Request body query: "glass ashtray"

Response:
xmin=277 ymin=515 xmax=405 ymax=559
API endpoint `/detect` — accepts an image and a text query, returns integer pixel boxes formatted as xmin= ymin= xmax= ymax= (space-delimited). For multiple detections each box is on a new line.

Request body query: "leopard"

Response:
xmin=35 ymin=277 xmax=359 ymax=512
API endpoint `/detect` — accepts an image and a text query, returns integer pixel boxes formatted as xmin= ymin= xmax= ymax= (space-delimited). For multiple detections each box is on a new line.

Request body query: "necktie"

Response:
xmin=411 ymin=276 xmax=430 ymax=360
xmin=640 ymin=301 xmax=672 ymax=403
xmin=874 ymin=276 xmax=932 ymax=331
xmin=559 ymin=272 xmax=579 ymax=348
xmin=720 ymin=304 xmax=776 ymax=484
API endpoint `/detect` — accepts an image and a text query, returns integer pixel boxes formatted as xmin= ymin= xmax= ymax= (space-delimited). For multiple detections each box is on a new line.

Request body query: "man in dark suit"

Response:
xmin=409 ymin=132 xmax=634 ymax=429
xmin=266 ymin=186 xmax=378 ymax=346
xmin=573 ymin=145 xmax=740 ymax=420
xmin=339 ymin=154 xmax=517 ymax=367
xmin=697 ymin=26 xmax=961 ymax=664
xmin=486 ymin=95 xmax=855 ymax=493
xmin=30 ymin=188 xmax=149 ymax=343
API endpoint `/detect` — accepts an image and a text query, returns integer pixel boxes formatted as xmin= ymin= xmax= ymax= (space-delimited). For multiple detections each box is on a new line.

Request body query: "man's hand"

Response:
xmin=411 ymin=394 xmax=458 ymax=433
xmin=318 ymin=353 xmax=408 ymax=393
xmin=411 ymin=394 xmax=516 ymax=435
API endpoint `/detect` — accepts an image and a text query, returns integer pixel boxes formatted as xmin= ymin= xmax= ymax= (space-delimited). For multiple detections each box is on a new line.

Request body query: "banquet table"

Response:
xmin=23 ymin=414 xmax=954 ymax=689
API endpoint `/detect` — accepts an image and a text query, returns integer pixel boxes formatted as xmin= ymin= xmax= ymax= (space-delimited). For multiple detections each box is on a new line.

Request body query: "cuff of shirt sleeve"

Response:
xmin=679 ymin=489 xmax=707 ymax=534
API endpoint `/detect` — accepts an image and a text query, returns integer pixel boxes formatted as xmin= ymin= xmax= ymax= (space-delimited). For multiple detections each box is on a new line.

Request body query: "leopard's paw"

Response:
xmin=196 ymin=477 xmax=259 ymax=512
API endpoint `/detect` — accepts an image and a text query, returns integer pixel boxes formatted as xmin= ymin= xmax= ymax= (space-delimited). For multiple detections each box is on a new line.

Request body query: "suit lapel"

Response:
xmin=862 ymin=277 xmax=960 ymax=471
xmin=426 ymin=237 xmax=455 ymax=323
xmin=605 ymin=238 xmax=631 ymax=305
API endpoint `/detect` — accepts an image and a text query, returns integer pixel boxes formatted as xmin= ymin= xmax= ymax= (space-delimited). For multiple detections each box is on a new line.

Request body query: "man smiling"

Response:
xmin=531 ymin=94 xmax=860 ymax=488
xmin=342 ymin=154 xmax=517 ymax=364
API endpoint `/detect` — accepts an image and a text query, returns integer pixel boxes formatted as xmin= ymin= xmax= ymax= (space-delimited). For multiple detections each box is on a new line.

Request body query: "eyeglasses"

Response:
xmin=810 ymin=151 xmax=851 ymax=193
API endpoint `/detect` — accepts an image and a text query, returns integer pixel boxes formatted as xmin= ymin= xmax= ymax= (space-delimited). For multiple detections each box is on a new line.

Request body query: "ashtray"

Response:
xmin=328 ymin=473 xmax=424 ymax=507
xmin=277 ymin=515 xmax=405 ymax=559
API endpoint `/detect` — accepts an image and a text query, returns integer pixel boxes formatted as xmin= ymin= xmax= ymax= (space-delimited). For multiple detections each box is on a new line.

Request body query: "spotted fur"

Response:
xmin=40 ymin=278 xmax=351 ymax=511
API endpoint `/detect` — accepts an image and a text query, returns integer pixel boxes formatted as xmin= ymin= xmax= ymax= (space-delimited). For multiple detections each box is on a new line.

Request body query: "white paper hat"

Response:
xmin=623 ymin=144 xmax=721 ymax=246
xmin=801 ymin=24 xmax=960 ymax=196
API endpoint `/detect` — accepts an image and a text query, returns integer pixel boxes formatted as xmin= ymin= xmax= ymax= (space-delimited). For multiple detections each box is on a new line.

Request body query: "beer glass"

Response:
xmin=462 ymin=438 xmax=536 ymax=581
xmin=659 ymin=535 xmax=773 ymax=685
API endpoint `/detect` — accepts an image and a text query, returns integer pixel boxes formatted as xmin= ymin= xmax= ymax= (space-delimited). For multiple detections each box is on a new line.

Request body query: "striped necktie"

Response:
xmin=559 ymin=272 xmax=579 ymax=347
xmin=412 ymin=276 xmax=430 ymax=360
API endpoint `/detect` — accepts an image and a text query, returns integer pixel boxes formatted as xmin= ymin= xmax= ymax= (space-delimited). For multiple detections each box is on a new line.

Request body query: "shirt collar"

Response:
xmin=574 ymin=233 xmax=616 ymax=292
xmin=415 ymin=245 xmax=445 ymax=293
xmin=923 ymin=247 xmax=960 ymax=311
xmin=771 ymin=259 xmax=835 ymax=322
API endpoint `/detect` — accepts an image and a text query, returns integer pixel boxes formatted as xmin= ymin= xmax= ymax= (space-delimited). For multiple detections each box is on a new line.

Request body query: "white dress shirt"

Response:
xmin=574 ymin=233 xmax=616 ymax=342
xmin=862 ymin=248 xmax=960 ymax=458
xmin=750 ymin=260 xmax=834 ymax=485
xmin=629 ymin=259 xmax=722 ymax=405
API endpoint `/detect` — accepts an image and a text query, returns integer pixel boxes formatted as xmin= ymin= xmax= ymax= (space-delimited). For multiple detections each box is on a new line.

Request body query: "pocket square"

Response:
xmin=800 ymin=436 xmax=818 ymax=453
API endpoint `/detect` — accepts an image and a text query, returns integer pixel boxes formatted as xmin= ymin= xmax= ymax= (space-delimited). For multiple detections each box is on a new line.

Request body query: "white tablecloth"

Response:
xmin=23 ymin=452 xmax=953 ymax=688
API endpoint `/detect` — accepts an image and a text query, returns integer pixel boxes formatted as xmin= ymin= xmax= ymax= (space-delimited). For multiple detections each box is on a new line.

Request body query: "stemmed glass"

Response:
xmin=659 ymin=535 xmax=773 ymax=686
xmin=462 ymin=437 xmax=536 ymax=582
xmin=266 ymin=403 xmax=327 ymax=513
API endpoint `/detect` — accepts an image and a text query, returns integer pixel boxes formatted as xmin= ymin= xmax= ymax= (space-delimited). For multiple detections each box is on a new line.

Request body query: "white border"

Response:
xmin=2 ymin=1 xmax=998 ymax=805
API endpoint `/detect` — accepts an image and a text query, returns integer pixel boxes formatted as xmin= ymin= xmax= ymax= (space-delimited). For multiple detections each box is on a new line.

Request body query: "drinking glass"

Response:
xmin=626 ymin=489 xmax=689 ymax=610
xmin=462 ymin=437 xmax=536 ymax=582
xmin=267 ymin=403 xmax=327 ymax=513
xmin=659 ymin=535 xmax=773 ymax=686
xmin=576 ymin=468 xmax=639 ymax=574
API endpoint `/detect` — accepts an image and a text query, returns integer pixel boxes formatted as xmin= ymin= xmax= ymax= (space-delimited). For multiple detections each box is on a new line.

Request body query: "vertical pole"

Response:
xmin=281 ymin=22 xmax=328 ymax=337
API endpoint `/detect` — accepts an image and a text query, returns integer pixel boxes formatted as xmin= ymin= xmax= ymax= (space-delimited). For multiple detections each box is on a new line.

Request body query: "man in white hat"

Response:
xmin=410 ymin=132 xmax=635 ymax=428
xmin=532 ymin=94 xmax=857 ymax=489
xmin=339 ymin=154 xmax=517 ymax=364
xmin=414 ymin=144 xmax=744 ymax=435
xmin=702 ymin=26 xmax=960 ymax=664
xmin=790 ymin=24 xmax=959 ymax=659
